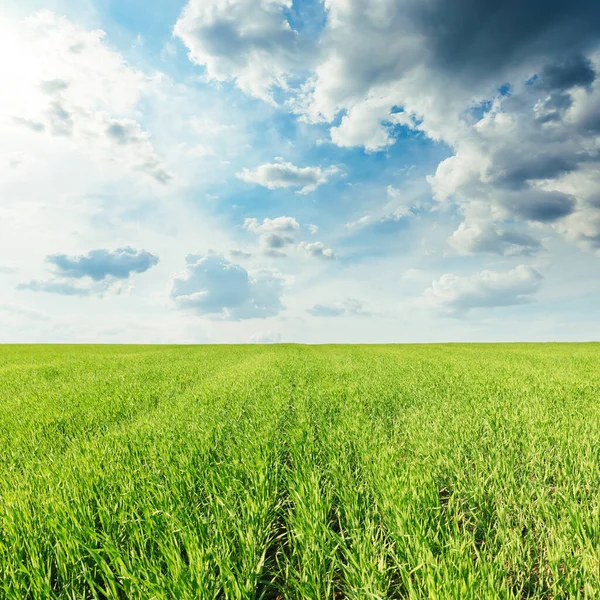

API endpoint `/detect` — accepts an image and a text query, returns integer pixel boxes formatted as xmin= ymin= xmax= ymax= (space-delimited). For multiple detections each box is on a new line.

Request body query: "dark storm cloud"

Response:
xmin=47 ymin=247 xmax=159 ymax=281
xmin=539 ymin=53 xmax=596 ymax=91
xmin=419 ymin=0 xmax=600 ymax=81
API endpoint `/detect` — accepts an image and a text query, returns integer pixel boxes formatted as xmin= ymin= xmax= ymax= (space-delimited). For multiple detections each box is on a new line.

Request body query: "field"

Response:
xmin=1 ymin=344 xmax=600 ymax=599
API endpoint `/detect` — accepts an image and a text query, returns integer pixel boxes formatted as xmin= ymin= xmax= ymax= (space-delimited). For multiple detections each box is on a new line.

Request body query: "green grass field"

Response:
xmin=1 ymin=344 xmax=600 ymax=599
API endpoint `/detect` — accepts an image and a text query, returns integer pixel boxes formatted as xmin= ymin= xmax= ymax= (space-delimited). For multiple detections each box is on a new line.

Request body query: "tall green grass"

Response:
xmin=1 ymin=344 xmax=599 ymax=598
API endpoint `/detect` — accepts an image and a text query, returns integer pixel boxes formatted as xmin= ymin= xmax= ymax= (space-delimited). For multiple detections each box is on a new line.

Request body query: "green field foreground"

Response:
xmin=1 ymin=344 xmax=600 ymax=599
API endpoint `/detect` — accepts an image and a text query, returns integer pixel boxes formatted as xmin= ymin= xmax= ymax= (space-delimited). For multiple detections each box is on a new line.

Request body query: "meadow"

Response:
xmin=1 ymin=343 xmax=599 ymax=599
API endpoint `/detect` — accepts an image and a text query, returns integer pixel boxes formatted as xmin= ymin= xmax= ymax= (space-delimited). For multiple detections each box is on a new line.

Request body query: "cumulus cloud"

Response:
xmin=424 ymin=265 xmax=543 ymax=316
xmin=244 ymin=216 xmax=300 ymax=257
xmin=170 ymin=253 xmax=285 ymax=320
xmin=431 ymin=68 xmax=600 ymax=251
xmin=17 ymin=247 xmax=158 ymax=296
xmin=307 ymin=298 xmax=369 ymax=317
xmin=298 ymin=241 xmax=336 ymax=260
xmin=450 ymin=220 xmax=542 ymax=256
xmin=237 ymin=159 xmax=338 ymax=194
xmin=174 ymin=0 xmax=309 ymax=103
xmin=301 ymin=0 xmax=600 ymax=136
xmin=290 ymin=0 xmax=600 ymax=254
xmin=47 ymin=247 xmax=159 ymax=280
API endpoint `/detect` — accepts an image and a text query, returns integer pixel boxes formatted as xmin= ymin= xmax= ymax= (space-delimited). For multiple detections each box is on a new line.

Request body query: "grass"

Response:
xmin=1 ymin=343 xmax=600 ymax=599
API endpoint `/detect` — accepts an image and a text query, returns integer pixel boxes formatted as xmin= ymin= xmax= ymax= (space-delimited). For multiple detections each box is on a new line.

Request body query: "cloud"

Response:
xmin=47 ymin=247 xmax=159 ymax=280
xmin=307 ymin=298 xmax=369 ymax=317
xmin=346 ymin=185 xmax=415 ymax=231
xmin=170 ymin=253 xmax=285 ymax=320
xmin=539 ymin=54 xmax=596 ymax=91
xmin=273 ymin=0 xmax=600 ymax=256
xmin=450 ymin=220 xmax=542 ymax=256
xmin=174 ymin=0 xmax=309 ymax=103
xmin=300 ymin=0 xmax=600 ymax=132
xmin=248 ymin=330 xmax=281 ymax=343
xmin=5 ymin=11 xmax=170 ymax=184
xmin=103 ymin=119 xmax=172 ymax=183
xmin=17 ymin=247 xmax=158 ymax=296
xmin=229 ymin=249 xmax=253 ymax=259
xmin=12 ymin=117 xmax=45 ymax=132
xmin=497 ymin=189 xmax=577 ymax=223
xmin=0 ymin=304 xmax=50 ymax=321
xmin=298 ymin=241 xmax=336 ymax=260
xmin=244 ymin=216 xmax=300 ymax=256
xmin=17 ymin=279 xmax=91 ymax=296
xmin=237 ymin=159 xmax=338 ymax=194
xmin=424 ymin=265 xmax=543 ymax=316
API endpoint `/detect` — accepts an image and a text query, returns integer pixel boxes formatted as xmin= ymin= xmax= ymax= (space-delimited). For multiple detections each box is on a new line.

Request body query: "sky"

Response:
xmin=1 ymin=0 xmax=599 ymax=343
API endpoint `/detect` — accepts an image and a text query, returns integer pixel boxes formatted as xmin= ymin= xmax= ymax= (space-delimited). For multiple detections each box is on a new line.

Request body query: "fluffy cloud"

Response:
xmin=301 ymin=0 xmax=600 ymax=140
xmin=237 ymin=159 xmax=338 ymax=194
xmin=307 ymin=298 xmax=369 ymax=317
xmin=47 ymin=247 xmax=159 ymax=280
xmin=449 ymin=220 xmax=542 ymax=256
xmin=297 ymin=1 xmax=600 ymax=255
xmin=3 ymin=11 xmax=170 ymax=184
xmin=170 ymin=253 xmax=285 ymax=320
xmin=431 ymin=62 xmax=600 ymax=253
xmin=298 ymin=241 xmax=336 ymax=260
xmin=424 ymin=265 xmax=543 ymax=316
xmin=174 ymin=0 xmax=308 ymax=103
xmin=17 ymin=247 xmax=158 ymax=296
xmin=244 ymin=216 xmax=300 ymax=256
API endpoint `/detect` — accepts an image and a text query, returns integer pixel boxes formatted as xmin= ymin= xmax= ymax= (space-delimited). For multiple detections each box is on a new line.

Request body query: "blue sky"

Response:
xmin=1 ymin=0 xmax=599 ymax=343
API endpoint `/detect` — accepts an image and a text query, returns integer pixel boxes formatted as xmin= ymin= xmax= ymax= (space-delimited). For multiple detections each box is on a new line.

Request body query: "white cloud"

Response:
xmin=449 ymin=220 xmax=543 ymax=256
xmin=237 ymin=159 xmax=338 ymax=194
xmin=170 ymin=253 xmax=285 ymax=320
xmin=244 ymin=216 xmax=300 ymax=235
xmin=298 ymin=241 xmax=336 ymax=260
xmin=247 ymin=330 xmax=281 ymax=343
xmin=1 ymin=11 xmax=171 ymax=184
xmin=174 ymin=0 xmax=307 ymax=103
xmin=307 ymin=297 xmax=369 ymax=317
xmin=424 ymin=265 xmax=543 ymax=315
xmin=244 ymin=216 xmax=300 ymax=256
xmin=346 ymin=215 xmax=372 ymax=229
xmin=16 ymin=247 xmax=158 ymax=297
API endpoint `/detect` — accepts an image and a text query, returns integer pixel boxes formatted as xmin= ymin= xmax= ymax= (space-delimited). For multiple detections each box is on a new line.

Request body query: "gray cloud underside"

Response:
xmin=47 ymin=247 xmax=159 ymax=281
